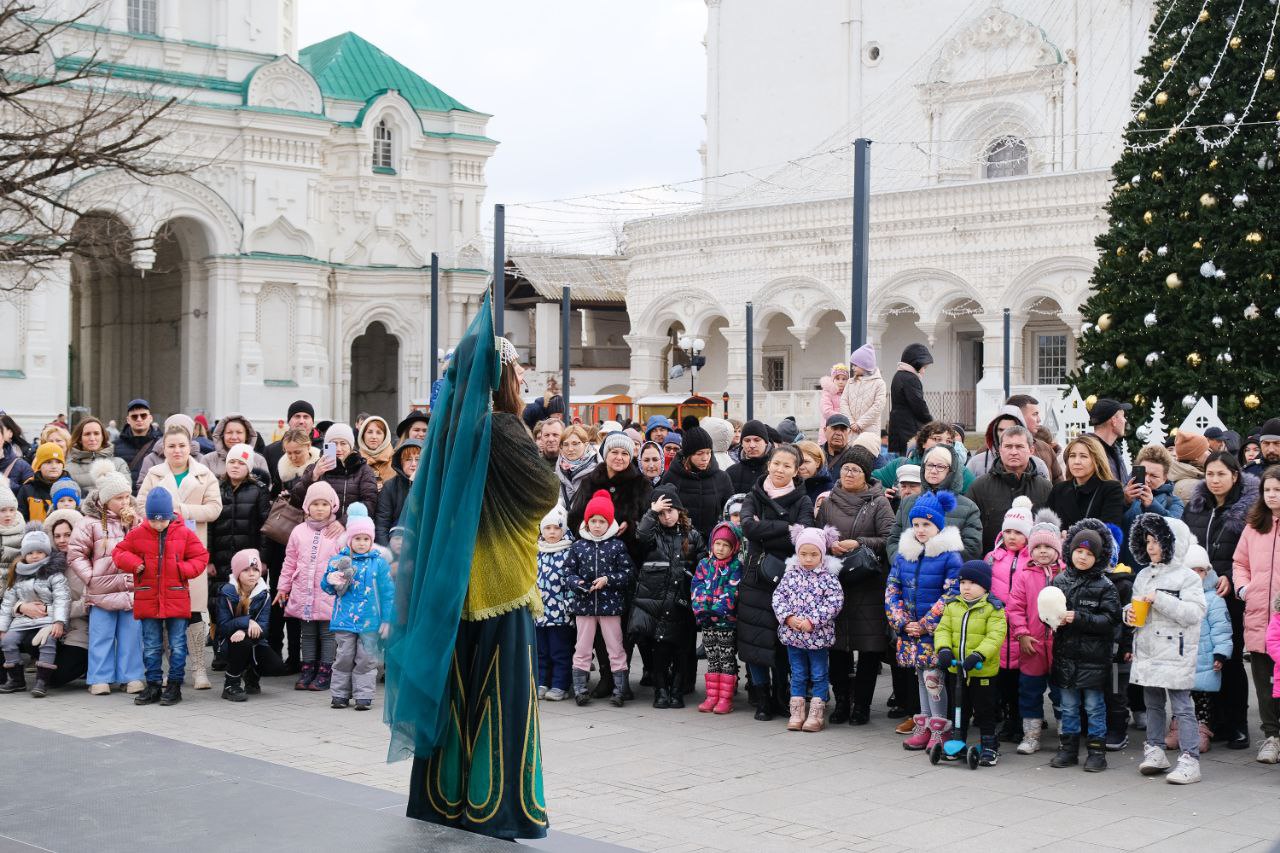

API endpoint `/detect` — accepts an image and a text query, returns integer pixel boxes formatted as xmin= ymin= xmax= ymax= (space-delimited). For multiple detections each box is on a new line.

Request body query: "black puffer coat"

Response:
xmin=289 ymin=452 xmax=380 ymax=525
xmin=887 ymin=343 xmax=933 ymax=455
xmin=816 ymin=482 xmax=895 ymax=653
xmin=628 ymin=511 xmax=705 ymax=646
xmin=209 ymin=473 xmax=271 ymax=581
xmin=1182 ymin=474 xmax=1258 ymax=586
xmin=736 ymin=479 xmax=814 ymax=667
xmin=567 ymin=462 xmax=653 ymax=569
xmin=726 ymin=453 xmax=768 ymax=495
xmin=375 ymin=439 xmax=422 ymax=545
xmin=1049 ymin=564 xmax=1121 ymax=690
xmin=1046 ymin=475 xmax=1125 ymax=531
xmin=659 ymin=456 xmax=732 ymax=544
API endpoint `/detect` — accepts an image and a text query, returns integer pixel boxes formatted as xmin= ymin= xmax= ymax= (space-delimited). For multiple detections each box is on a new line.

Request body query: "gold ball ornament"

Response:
xmin=1186 ymin=351 xmax=1202 ymax=367
xmin=1116 ymin=245 xmax=1127 ymax=257
xmin=1133 ymin=393 xmax=1147 ymax=407
xmin=1193 ymin=239 xmax=1204 ymax=250
xmin=1199 ymin=8 xmax=1210 ymax=22
xmin=1268 ymin=68 xmax=1277 ymax=82
xmin=1166 ymin=272 xmax=1183 ymax=289
xmin=1209 ymin=158 xmax=1220 ymax=171
xmin=1246 ymin=394 xmax=1262 ymax=410
xmin=1137 ymin=110 xmax=1148 ymax=122
xmin=1200 ymin=193 xmax=1218 ymax=208
xmin=1151 ymin=169 xmax=1163 ymax=181
xmin=1115 ymin=353 xmax=1130 ymax=369
xmin=1230 ymin=36 xmax=1243 ymax=50
xmin=1085 ymin=394 xmax=1098 ymax=411
xmin=1155 ymin=91 xmax=1169 ymax=106
xmin=1139 ymin=246 xmax=1153 ymax=263
xmin=1246 ymin=231 xmax=1264 ymax=244
xmin=1097 ymin=313 xmax=1113 ymax=331
xmin=1162 ymin=58 xmax=1174 ymax=71
xmin=1143 ymin=210 xmax=1155 ymax=224
xmin=1179 ymin=210 xmax=1192 ymax=221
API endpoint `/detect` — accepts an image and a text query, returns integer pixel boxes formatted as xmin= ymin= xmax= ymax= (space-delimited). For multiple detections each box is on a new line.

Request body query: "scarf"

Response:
xmin=558 ymin=450 xmax=595 ymax=481
xmin=897 ymin=361 xmax=919 ymax=376
xmin=763 ymin=478 xmax=796 ymax=499
xmin=538 ymin=533 xmax=572 ymax=554
xmin=358 ymin=417 xmax=396 ymax=482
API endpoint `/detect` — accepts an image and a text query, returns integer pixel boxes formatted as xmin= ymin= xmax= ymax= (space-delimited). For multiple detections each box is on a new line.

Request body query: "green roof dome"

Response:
xmin=299 ymin=31 xmax=476 ymax=114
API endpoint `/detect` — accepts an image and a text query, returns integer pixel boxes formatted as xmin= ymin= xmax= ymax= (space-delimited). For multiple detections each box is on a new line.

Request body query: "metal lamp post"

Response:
xmin=678 ymin=335 xmax=706 ymax=397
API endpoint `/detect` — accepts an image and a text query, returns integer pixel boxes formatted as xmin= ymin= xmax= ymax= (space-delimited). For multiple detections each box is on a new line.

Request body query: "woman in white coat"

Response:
xmin=137 ymin=424 xmax=222 ymax=689
xmin=840 ymin=344 xmax=886 ymax=439
xmin=1127 ymin=514 xmax=1207 ymax=784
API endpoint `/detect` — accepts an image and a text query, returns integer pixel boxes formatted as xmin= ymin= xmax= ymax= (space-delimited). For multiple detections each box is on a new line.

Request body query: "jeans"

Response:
xmin=1018 ymin=672 xmax=1062 ymax=720
xmin=536 ymin=624 xmax=575 ymax=691
xmin=1145 ymin=687 xmax=1198 ymax=757
xmin=917 ymin=667 xmax=947 ymax=717
xmin=139 ymin=617 xmax=187 ymax=685
xmin=1059 ymin=687 xmax=1106 ymax=738
xmin=787 ymin=647 xmax=830 ymax=699
xmin=87 ymin=607 xmax=143 ymax=684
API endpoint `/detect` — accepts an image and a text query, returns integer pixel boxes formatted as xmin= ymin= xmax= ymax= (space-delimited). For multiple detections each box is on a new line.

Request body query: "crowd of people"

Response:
xmin=3 ymin=340 xmax=1280 ymax=790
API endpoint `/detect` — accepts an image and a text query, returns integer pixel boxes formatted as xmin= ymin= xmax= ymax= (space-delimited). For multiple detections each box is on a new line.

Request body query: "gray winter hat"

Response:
xmin=0 ymin=484 xmax=16 ymax=511
xmin=20 ymin=528 xmax=52 ymax=559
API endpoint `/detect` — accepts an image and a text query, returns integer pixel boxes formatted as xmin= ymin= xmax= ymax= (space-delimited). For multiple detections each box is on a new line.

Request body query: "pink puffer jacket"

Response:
xmin=280 ymin=520 xmax=341 ymax=622
xmin=988 ymin=542 xmax=1030 ymax=670
xmin=66 ymin=494 xmax=136 ymax=611
xmin=1267 ymin=612 xmax=1280 ymax=698
xmin=1006 ymin=558 xmax=1064 ymax=677
xmin=1233 ymin=524 xmax=1280 ymax=653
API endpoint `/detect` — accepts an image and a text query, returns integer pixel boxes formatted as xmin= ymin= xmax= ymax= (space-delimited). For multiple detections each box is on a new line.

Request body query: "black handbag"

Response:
xmin=759 ymin=553 xmax=788 ymax=584
xmin=839 ymin=547 xmax=881 ymax=585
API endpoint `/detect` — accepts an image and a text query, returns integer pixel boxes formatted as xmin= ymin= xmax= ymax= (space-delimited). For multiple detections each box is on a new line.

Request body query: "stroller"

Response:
xmin=930 ymin=657 xmax=983 ymax=770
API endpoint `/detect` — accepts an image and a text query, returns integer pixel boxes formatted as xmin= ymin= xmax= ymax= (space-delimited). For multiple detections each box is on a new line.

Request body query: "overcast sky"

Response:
xmin=298 ymin=1 xmax=708 ymax=206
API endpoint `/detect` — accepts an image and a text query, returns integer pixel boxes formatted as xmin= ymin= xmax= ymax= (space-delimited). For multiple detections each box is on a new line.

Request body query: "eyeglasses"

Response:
xmin=128 ymin=412 xmax=150 ymax=420
xmin=924 ymin=463 xmax=951 ymax=472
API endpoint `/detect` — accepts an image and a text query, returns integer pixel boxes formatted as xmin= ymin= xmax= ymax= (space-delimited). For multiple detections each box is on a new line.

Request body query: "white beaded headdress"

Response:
xmin=496 ymin=336 xmax=519 ymax=366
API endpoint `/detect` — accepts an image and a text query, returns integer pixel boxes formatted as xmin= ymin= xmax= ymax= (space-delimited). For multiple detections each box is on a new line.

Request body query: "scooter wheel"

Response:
xmin=929 ymin=743 xmax=942 ymax=765
xmin=967 ymin=746 xmax=981 ymax=770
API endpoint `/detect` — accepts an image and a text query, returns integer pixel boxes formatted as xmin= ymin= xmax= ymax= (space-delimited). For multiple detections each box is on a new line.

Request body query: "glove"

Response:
xmin=963 ymin=652 xmax=984 ymax=671
xmin=935 ymin=648 xmax=955 ymax=670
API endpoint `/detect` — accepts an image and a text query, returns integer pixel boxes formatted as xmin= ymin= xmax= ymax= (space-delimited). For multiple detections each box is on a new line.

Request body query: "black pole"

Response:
xmin=745 ymin=301 xmax=754 ymax=420
xmin=850 ymin=138 xmax=872 ymax=354
xmin=429 ymin=252 xmax=439 ymax=385
xmin=1003 ymin=307 xmax=1011 ymax=401
xmin=561 ymin=286 xmax=571 ymax=423
xmin=494 ymin=204 xmax=505 ymax=336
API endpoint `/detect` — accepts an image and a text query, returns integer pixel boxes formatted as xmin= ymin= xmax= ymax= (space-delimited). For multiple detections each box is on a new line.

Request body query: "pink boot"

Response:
xmin=698 ymin=673 xmax=719 ymax=713
xmin=902 ymin=714 xmax=931 ymax=750
xmin=925 ymin=717 xmax=953 ymax=752
xmin=1166 ymin=716 xmax=1179 ymax=750
xmin=1198 ymin=722 xmax=1213 ymax=754
xmin=714 ymin=675 xmax=737 ymax=715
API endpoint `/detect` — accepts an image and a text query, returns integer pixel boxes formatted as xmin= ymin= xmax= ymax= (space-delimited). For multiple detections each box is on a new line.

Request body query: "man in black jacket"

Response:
xmin=113 ymin=398 xmax=161 ymax=485
xmin=726 ymin=420 xmax=772 ymax=493
xmin=887 ymin=344 xmax=933 ymax=455
xmin=968 ymin=425 xmax=1052 ymax=555
xmin=1086 ymin=398 xmax=1131 ymax=483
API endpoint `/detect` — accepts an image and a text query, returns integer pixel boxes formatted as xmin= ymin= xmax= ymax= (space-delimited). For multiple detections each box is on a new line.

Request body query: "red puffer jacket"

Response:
xmin=112 ymin=516 xmax=209 ymax=619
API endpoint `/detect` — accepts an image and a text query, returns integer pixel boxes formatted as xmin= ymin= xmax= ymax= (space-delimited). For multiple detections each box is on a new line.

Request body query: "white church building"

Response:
xmin=3 ymin=1 xmax=495 ymax=430
xmin=620 ymin=0 xmax=1154 ymax=430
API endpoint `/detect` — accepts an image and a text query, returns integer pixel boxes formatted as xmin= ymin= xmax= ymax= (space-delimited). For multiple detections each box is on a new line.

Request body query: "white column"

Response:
xmin=161 ymin=0 xmax=182 ymax=40
xmin=204 ymin=261 xmax=238 ymax=415
xmin=534 ymin=302 xmax=559 ymax=373
xmin=237 ymin=280 xmax=262 ymax=386
xmin=579 ymin=308 xmax=597 ymax=347
xmin=448 ymin=293 xmax=466 ymax=345
xmin=624 ymin=334 xmax=668 ymax=399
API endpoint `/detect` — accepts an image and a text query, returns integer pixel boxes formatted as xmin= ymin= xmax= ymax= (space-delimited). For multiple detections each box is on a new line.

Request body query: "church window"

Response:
xmin=763 ymin=354 xmax=787 ymax=391
xmin=127 ymin=0 xmax=157 ymax=35
xmin=983 ymin=136 xmax=1028 ymax=179
xmin=373 ymin=120 xmax=394 ymax=171
xmin=1036 ymin=334 xmax=1068 ymax=385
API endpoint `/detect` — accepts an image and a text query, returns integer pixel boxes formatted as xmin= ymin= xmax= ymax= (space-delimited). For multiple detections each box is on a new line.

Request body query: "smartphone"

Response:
xmin=323 ymin=441 xmax=337 ymax=460
xmin=1130 ymin=465 xmax=1146 ymax=485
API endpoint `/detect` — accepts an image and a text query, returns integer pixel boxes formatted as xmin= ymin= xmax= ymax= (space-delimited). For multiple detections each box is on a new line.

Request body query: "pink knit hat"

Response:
xmin=790 ymin=525 xmax=839 ymax=556
xmin=1027 ymin=508 xmax=1063 ymax=559
xmin=303 ymin=481 xmax=339 ymax=516
xmin=345 ymin=501 xmax=375 ymax=540
xmin=231 ymin=548 xmax=261 ymax=579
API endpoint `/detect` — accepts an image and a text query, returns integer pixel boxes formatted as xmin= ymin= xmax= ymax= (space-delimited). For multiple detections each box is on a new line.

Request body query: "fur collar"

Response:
xmin=277 ymin=446 xmax=320 ymax=483
xmin=897 ymin=524 xmax=963 ymax=560
xmin=784 ymin=554 xmax=842 ymax=576
xmin=577 ymin=519 xmax=621 ymax=542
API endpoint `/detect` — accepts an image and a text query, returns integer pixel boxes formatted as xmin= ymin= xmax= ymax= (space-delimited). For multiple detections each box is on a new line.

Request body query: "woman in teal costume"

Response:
xmin=385 ymin=296 xmax=560 ymax=841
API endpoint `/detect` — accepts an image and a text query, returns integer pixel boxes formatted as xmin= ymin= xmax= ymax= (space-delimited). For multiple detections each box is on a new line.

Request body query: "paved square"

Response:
xmin=2 ymin=671 xmax=1278 ymax=853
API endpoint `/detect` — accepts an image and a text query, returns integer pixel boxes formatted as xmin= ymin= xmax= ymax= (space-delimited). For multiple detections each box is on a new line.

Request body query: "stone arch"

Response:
xmin=949 ymin=101 xmax=1042 ymax=177
xmin=244 ymin=56 xmax=324 ymax=114
xmin=1001 ymin=256 xmax=1094 ymax=316
xmin=750 ymin=275 xmax=844 ymax=331
xmin=349 ymin=321 xmax=401 ymax=421
xmin=250 ymin=216 xmax=316 ymax=257
xmin=927 ymin=6 xmax=1063 ymax=83
xmin=875 ymin=268 xmax=981 ymax=325
xmin=355 ymin=90 xmax=423 ymax=139
xmin=633 ymin=287 xmax=727 ymax=338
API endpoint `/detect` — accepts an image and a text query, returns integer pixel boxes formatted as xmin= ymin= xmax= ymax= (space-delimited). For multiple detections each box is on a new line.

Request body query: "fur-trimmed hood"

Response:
xmin=1188 ymin=471 xmax=1259 ymax=519
xmin=896 ymin=524 xmax=963 ymax=561
xmin=1129 ymin=513 xmax=1192 ymax=568
xmin=783 ymin=553 xmax=843 ymax=576
xmin=1063 ymin=517 xmax=1120 ymax=567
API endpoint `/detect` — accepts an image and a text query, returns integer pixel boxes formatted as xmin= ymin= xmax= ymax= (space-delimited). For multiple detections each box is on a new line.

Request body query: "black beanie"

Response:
xmin=740 ymin=420 xmax=769 ymax=442
xmin=651 ymin=483 xmax=684 ymax=511
xmin=288 ymin=400 xmax=315 ymax=420
xmin=679 ymin=415 xmax=713 ymax=456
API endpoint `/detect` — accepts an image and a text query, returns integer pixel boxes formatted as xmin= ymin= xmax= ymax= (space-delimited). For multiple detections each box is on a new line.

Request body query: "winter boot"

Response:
xmin=30 ymin=665 xmax=54 ymax=698
xmin=159 ymin=683 xmax=183 ymax=706
xmin=924 ymin=717 xmax=953 ymax=752
xmin=669 ymin=676 xmax=685 ymax=709
xmin=1017 ymin=718 xmax=1043 ymax=755
xmin=1166 ymin=716 xmax=1179 ymax=750
xmin=0 ymin=665 xmax=24 ymax=693
xmin=610 ymin=671 xmax=627 ymax=707
xmin=698 ymin=673 xmax=719 ymax=713
xmin=1050 ymin=734 xmax=1080 ymax=768
xmin=592 ymin=664 xmax=614 ymax=699
xmin=787 ymin=697 xmax=807 ymax=731
xmin=713 ymin=675 xmax=737 ymax=715
xmin=828 ymin=685 xmax=851 ymax=726
xmin=1083 ymin=737 xmax=1107 ymax=772
xmin=1166 ymin=751 xmax=1201 ymax=784
xmin=979 ymin=735 xmax=1000 ymax=766
xmin=211 ymin=649 xmax=228 ymax=672
xmin=1198 ymin=722 xmax=1212 ymax=754
xmin=850 ymin=702 xmax=871 ymax=726
xmin=187 ymin=622 xmax=210 ymax=690
xmin=998 ymin=713 xmax=1021 ymax=744
xmin=294 ymin=662 xmax=316 ymax=690
xmin=902 ymin=714 xmax=931 ymax=750
xmin=896 ymin=718 xmax=917 ymax=734
xmin=222 ymin=674 xmax=247 ymax=702
xmin=572 ymin=668 xmax=591 ymax=706
xmin=802 ymin=698 xmax=827 ymax=732
xmin=652 ymin=687 xmax=670 ymax=709
xmin=753 ymin=680 xmax=774 ymax=721
xmin=310 ymin=663 xmax=332 ymax=691
xmin=243 ymin=669 xmax=261 ymax=695
xmin=133 ymin=683 xmax=162 ymax=705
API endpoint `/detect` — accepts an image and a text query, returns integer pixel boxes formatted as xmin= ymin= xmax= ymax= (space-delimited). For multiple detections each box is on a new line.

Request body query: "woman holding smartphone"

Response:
xmin=288 ymin=423 xmax=379 ymax=524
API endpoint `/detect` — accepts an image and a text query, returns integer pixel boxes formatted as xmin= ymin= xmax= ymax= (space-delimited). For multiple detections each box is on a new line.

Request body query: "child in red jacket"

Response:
xmin=112 ymin=487 xmax=208 ymax=707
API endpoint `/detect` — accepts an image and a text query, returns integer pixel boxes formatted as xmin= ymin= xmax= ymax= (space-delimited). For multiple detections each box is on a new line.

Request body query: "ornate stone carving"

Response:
xmin=245 ymin=57 xmax=324 ymax=115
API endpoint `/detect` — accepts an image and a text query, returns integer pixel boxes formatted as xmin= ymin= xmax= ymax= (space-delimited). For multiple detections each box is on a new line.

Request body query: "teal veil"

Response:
xmin=384 ymin=294 xmax=499 ymax=761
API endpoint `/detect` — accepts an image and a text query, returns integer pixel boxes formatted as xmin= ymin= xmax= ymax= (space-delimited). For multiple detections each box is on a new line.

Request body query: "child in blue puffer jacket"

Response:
xmin=1181 ymin=543 xmax=1233 ymax=754
xmin=321 ymin=503 xmax=394 ymax=711
xmin=885 ymin=490 xmax=963 ymax=751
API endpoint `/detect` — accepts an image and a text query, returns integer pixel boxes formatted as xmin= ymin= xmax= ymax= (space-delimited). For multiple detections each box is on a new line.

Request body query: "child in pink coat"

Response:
xmin=986 ymin=496 xmax=1033 ymax=742
xmin=276 ymin=481 xmax=343 ymax=692
xmin=1007 ymin=508 xmax=1065 ymax=754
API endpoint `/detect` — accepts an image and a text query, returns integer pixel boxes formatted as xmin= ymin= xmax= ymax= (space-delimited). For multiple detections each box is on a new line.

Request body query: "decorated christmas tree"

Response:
xmin=1073 ymin=1 xmax=1280 ymax=431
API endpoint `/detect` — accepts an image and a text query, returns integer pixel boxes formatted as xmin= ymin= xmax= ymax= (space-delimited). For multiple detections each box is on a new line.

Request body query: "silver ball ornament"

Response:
xmin=1182 ymin=394 xmax=1198 ymax=409
xmin=1145 ymin=351 xmax=1161 ymax=366
xmin=1211 ymin=315 xmax=1224 ymax=329
xmin=1235 ymin=191 xmax=1250 ymax=209
xmin=1201 ymin=261 xmax=1218 ymax=278
xmin=1216 ymin=268 xmax=1227 ymax=281
xmin=1144 ymin=312 xmax=1158 ymax=327
xmin=1136 ymin=425 xmax=1152 ymax=442
xmin=1217 ymin=351 xmax=1233 ymax=364
xmin=1224 ymin=112 xmax=1237 ymax=126
xmin=1200 ymin=75 xmax=1213 ymax=88
xmin=1246 ymin=302 xmax=1261 ymax=320
xmin=1157 ymin=245 xmax=1169 ymax=257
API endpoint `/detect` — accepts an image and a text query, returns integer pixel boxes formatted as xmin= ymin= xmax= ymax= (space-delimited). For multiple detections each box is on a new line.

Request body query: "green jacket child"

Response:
xmin=934 ymin=560 xmax=1008 ymax=681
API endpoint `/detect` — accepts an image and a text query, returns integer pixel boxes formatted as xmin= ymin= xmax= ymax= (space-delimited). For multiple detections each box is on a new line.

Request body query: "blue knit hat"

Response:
xmin=958 ymin=559 xmax=992 ymax=591
xmin=50 ymin=476 xmax=81 ymax=507
xmin=644 ymin=415 xmax=671 ymax=437
xmin=145 ymin=487 xmax=174 ymax=521
xmin=907 ymin=490 xmax=956 ymax=530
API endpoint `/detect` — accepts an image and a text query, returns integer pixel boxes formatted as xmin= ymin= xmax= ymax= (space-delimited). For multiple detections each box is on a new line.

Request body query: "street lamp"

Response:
xmin=678 ymin=335 xmax=706 ymax=397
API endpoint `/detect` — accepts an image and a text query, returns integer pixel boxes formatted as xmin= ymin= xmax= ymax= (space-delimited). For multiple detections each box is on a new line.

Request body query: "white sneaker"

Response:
xmin=1166 ymin=752 xmax=1201 ymax=785
xmin=1139 ymin=743 xmax=1171 ymax=775
xmin=537 ymin=685 xmax=548 ymax=700
xmin=1256 ymin=735 xmax=1280 ymax=764
xmin=88 ymin=683 xmax=111 ymax=695
xmin=544 ymin=688 xmax=567 ymax=702
xmin=1017 ymin=719 xmax=1042 ymax=755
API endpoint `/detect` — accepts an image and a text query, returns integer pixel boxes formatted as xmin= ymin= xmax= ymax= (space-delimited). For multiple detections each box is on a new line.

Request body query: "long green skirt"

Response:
xmin=406 ymin=606 xmax=548 ymax=840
